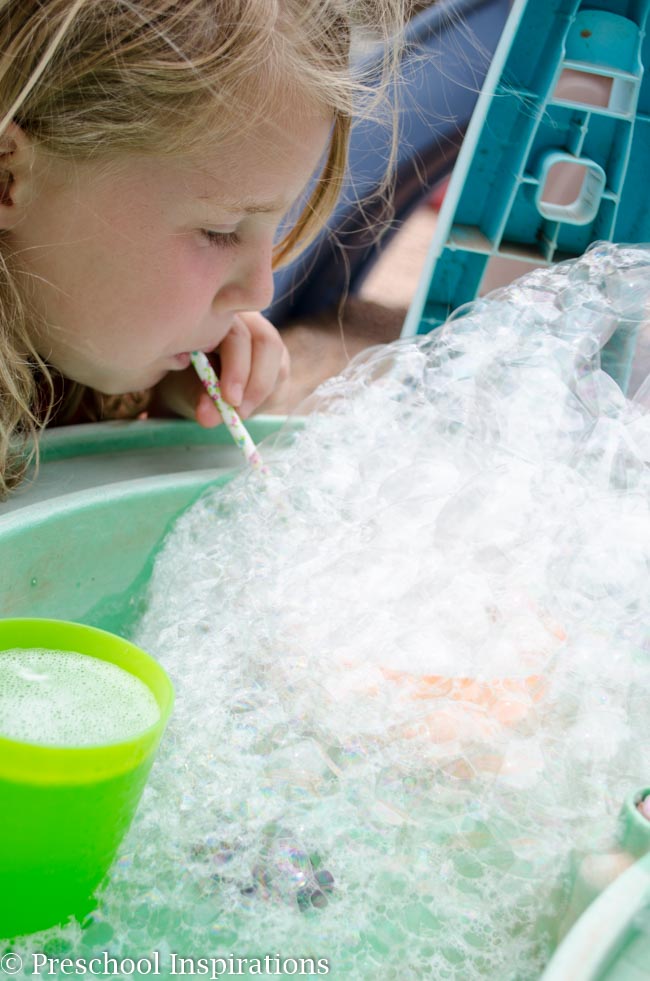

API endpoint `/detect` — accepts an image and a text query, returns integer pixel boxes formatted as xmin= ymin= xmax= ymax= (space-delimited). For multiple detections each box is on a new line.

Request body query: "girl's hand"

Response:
xmin=152 ymin=312 xmax=290 ymax=426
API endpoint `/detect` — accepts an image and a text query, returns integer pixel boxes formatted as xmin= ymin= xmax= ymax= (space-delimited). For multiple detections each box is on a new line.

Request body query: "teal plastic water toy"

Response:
xmin=403 ymin=0 xmax=650 ymax=393
xmin=0 ymin=618 xmax=174 ymax=938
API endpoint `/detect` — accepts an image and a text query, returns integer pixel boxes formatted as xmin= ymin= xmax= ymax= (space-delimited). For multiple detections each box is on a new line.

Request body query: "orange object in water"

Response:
xmin=380 ymin=608 xmax=565 ymax=744
xmin=380 ymin=667 xmax=546 ymax=728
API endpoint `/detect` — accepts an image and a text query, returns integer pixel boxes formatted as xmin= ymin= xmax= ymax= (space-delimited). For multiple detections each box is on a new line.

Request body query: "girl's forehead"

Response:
xmin=178 ymin=112 xmax=332 ymax=199
xmin=39 ymin=108 xmax=331 ymax=219
xmin=196 ymin=100 xmax=332 ymax=159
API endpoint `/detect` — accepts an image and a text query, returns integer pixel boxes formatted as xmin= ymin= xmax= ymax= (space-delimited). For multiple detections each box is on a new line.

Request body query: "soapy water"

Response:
xmin=5 ymin=243 xmax=650 ymax=978
xmin=0 ymin=649 xmax=159 ymax=747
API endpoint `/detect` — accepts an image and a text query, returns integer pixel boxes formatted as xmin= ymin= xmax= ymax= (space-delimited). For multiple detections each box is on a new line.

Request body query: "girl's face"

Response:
xmin=9 ymin=110 xmax=330 ymax=393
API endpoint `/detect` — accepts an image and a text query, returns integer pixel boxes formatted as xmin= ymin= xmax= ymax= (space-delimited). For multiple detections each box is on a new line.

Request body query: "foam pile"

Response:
xmin=6 ymin=244 xmax=650 ymax=979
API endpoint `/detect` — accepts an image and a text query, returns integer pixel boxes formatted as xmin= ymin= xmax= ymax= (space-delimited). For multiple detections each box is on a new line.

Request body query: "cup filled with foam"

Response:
xmin=0 ymin=618 xmax=174 ymax=938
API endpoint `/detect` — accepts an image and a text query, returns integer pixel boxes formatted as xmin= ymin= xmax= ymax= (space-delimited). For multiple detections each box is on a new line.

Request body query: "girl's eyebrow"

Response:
xmin=195 ymin=194 xmax=287 ymax=216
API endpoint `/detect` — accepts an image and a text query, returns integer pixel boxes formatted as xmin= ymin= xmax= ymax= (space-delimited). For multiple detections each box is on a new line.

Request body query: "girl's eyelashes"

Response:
xmin=201 ymin=229 xmax=241 ymax=248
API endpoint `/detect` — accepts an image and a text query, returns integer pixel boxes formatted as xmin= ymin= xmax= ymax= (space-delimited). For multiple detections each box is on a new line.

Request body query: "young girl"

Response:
xmin=0 ymin=0 xmax=405 ymax=496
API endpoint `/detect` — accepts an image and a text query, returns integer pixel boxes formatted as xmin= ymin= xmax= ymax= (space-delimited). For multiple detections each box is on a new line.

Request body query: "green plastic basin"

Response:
xmin=542 ymin=852 xmax=650 ymax=981
xmin=1 ymin=418 xmax=648 ymax=974
xmin=0 ymin=418 xmax=287 ymax=628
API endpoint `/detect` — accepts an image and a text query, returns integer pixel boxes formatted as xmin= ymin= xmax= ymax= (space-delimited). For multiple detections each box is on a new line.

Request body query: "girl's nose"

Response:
xmin=220 ymin=239 xmax=275 ymax=313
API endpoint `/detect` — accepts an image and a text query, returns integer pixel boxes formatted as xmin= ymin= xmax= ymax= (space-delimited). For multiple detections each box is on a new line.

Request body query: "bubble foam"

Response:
xmin=5 ymin=244 xmax=650 ymax=979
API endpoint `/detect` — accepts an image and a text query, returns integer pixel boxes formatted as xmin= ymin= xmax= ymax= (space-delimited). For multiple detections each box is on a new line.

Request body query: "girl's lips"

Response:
xmin=171 ymin=346 xmax=217 ymax=369
xmin=172 ymin=352 xmax=192 ymax=368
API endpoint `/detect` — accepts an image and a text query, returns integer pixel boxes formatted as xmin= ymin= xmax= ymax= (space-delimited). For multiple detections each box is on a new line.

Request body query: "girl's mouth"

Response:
xmin=172 ymin=352 xmax=192 ymax=368
xmin=172 ymin=345 xmax=218 ymax=369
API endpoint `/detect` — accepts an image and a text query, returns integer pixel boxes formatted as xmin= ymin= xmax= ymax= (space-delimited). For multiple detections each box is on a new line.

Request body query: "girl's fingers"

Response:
xmin=151 ymin=311 xmax=288 ymax=427
xmin=256 ymin=342 xmax=291 ymax=415
xmin=236 ymin=312 xmax=289 ymax=418
xmin=217 ymin=315 xmax=252 ymax=408
xmin=194 ymin=390 xmax=222 ymax=427
xmin=151 ymin=367 xmax=223 ymax=427
xmin=240 ymin=339 xmax=289 ymax=418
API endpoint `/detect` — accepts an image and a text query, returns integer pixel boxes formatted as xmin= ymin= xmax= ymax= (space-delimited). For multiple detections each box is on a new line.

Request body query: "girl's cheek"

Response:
xmin=159 ymin=250 xmax=219 ymax=310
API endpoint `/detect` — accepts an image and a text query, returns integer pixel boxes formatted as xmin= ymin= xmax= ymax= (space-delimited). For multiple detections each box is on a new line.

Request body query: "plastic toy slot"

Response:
xmin=553 ymin=68 xmax=612 ymax=109
xmin=402 ymin=0 xmax=650 ymax=393
xmin=536 ymin=155 xmax=606 ymax=225
xmin=553 ymin=66 xmax=638 ymax=117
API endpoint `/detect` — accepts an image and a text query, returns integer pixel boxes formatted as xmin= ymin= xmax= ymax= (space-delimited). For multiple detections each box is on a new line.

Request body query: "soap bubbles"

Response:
xmin=5 ymin=243 xmax=650 ymax=979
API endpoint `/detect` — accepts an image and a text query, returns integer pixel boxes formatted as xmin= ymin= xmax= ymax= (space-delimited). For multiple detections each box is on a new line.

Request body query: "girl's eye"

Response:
xmin=201 ymin=229 xmax=241 ymax=248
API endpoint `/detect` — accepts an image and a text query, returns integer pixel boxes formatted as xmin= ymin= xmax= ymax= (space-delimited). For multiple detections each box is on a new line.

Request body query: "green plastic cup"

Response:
xmin=0 ymin=618 xmax=174 ymax=939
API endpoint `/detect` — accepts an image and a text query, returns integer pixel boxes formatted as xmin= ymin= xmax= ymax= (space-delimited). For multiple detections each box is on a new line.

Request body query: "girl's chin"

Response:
xmin=51 ymin=359 xmax=170 ymax=394
xmin=87 ymin=370 xmax=167 ymax=395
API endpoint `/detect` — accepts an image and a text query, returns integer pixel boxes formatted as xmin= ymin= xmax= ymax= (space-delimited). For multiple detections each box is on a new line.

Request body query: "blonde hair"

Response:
xmin=0 ymin=0 xmax=407 ymax=496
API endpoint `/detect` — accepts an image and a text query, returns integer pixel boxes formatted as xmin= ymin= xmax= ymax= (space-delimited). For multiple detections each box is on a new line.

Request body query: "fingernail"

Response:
xmin=229 ymin=384 xmax=243 ymax=406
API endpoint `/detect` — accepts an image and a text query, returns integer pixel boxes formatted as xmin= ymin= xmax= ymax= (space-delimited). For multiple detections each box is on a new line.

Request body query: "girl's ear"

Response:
xmin=0 ymin=121 xmax=35 ymax=230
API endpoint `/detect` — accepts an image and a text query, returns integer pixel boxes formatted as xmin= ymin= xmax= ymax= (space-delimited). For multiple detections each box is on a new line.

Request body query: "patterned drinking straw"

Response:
xmin=190 ymin=351 xmax=267 ymax=473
